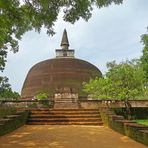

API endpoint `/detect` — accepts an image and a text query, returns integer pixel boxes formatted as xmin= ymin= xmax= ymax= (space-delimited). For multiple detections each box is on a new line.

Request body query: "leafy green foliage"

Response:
xmin=0 ymin=76 xmax=20 ymax=100
xmin=83 ymin=59 xmax=146 ymax=100
xmin=83 ymin=77 xmax=112 ymax=99
xmin=0 ymin=0 xmax=123 ymax=71
xmin=136 ymin=120 xmax=148 ymax=126
xmin=106 ymin=59 xmax=146 ymax=100
xmin=141 ymin=30 xmax=148 ymax=81
xmin=35 ymin=92 xmax=49 ymax=100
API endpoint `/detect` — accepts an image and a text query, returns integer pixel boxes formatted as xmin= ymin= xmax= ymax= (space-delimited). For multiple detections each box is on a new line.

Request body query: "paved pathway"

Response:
xmin=0 ymin=125 xmax=147 ymax=148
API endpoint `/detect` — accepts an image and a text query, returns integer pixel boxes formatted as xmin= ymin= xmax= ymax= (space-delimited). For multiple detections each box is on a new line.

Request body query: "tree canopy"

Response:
xmin=0 ymin=0 xmax=123 ymax=71
xmin=0 ymin=76 xmax=20 ymax=100
xmin=83 ymin=59 xmax=146 ymax=100
xmin=141 ymin=30 xmax=148 ymax=81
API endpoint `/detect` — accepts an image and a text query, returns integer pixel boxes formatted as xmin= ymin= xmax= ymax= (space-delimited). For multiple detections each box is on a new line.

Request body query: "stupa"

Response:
xmin=21 ymin=29 xmax=102 ymax=99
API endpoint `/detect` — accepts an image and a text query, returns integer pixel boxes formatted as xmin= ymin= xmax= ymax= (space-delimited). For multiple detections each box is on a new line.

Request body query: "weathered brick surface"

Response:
xmin=21 ymin=58 xmax=102 ymax=98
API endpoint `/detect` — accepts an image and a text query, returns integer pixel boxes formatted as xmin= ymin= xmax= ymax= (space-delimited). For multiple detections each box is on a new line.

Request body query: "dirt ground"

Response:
xmin=0 ymin=125 xmax=147 ymax=148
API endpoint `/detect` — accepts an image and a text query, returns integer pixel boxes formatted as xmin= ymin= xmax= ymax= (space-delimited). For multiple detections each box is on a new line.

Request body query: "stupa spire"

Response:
xmin=61 ymin=29 xmax=69 ymax=50
xmin=56 ymin=29 xmax=74 ymax=58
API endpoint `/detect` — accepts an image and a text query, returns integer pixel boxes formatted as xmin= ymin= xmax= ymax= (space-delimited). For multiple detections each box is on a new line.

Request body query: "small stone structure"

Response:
xmin=54 ymin=87 xmax=79 ymax=108
xmin=54 ymin=87 xmax=78 ymax=99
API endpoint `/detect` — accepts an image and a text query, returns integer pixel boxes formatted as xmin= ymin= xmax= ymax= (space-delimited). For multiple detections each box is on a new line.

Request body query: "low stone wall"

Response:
xmin=2 ymin=99 xmax=147 ymax=109
xmin=79 ymin=100 xmax=148 ymax=109
xmin=100 ymin=109 xmax=148 ymax=146
xmin=0 ymin=106 xmax=16 ymax=118
xmin=0 ymin=111 xmax=29 ymax=136
xmin=0 ymin=100 xmax=54 ymax=109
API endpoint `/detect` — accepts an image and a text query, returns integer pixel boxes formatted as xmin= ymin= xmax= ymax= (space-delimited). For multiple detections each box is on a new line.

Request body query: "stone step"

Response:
xmin=30 ymin=108 xmax=99 ymax=111
xmin=54 ymin=101 xmax=77 ymax=103
xmin=54 ymin=99 xmax=77 ymax=102
xmin=31 ymin=110 xmax=100 ymax=113
xmin=6 ymin=115 xmax=21 ymax=119
xmin=54 ymin=103 xmax=78 ymax=109
xmin=54 ymin=97 xmax=77 ymax=100
xmin=27 ymin=109 xmax=103 ymax=126
xmin=30 ymin=114 xmax=101 ymax=118
xmin=27 ymin=121 xmax=103 ymax=125
xmin=30 ymin=112 xmax=100 ymax=116
xmin=0 ymin=118 xmax=12 ymax=123
xmin=28 ymin=117 xmax=101 ymax=122
xmin=55 ymin=99 xmax=77 ymax=101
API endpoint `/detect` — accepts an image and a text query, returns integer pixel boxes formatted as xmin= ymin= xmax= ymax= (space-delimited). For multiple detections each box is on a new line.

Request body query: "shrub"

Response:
xmin=35 ymin=92 xmax=49 ymax=100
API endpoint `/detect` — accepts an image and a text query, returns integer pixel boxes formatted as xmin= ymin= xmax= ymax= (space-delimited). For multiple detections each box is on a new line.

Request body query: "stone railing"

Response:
xmin=0 ymin=99 xmax=54 ymax=109
xmin=79 ymin=100 xmax=148 ymax=109
xmin=0 ymin=99 xmax=148 ymax=109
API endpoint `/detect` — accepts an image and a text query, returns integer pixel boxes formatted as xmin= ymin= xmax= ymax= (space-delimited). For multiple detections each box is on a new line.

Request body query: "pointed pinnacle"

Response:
xmin=61 ymin=29 xmax=69 ymax=50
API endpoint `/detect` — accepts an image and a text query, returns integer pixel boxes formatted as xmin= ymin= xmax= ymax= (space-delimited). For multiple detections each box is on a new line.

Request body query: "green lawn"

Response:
xmin=136 ymin=120 xmax=148 ymax=126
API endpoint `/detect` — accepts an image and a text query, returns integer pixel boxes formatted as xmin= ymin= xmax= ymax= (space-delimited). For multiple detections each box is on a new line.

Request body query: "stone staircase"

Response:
xmin=54 ymin=98 xmax=79 ymax=109
xmin=27 ymin=109 xmax=103 ymax=125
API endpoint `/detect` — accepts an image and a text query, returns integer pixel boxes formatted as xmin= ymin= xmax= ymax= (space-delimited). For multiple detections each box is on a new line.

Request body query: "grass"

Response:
xmin=135 ymin=120 xmax=148 ymax=126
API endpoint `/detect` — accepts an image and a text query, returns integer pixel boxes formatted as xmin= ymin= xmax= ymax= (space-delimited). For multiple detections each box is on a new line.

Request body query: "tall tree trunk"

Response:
xmin=124 ymin=99 xmax=132 ymax=120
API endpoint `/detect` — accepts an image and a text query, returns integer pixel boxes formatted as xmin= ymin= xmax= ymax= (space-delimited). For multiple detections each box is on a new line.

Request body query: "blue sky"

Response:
xmin=1 ymin=0 xmax=148 ymax=93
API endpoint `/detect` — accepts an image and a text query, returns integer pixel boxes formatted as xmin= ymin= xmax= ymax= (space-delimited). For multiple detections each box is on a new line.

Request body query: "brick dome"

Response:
xmin=21 ymin=29 xmax=102 ymax=98
xmin=21 ymin=58 xmax=102 ymax=98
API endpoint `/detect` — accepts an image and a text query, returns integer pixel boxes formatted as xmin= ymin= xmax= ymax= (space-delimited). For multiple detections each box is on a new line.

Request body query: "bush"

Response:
xmin=35 ymin=92 xmax=48 ymax=100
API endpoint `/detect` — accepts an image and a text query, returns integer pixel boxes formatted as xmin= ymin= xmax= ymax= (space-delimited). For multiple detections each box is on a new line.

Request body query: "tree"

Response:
xmin=0 ymin=76 xmax=20 ymax=100
xmin=83 ymin=59 xmax=146 ymax=119
xmin=83 ymin=59 xmax=146 ymax=100
xmin=0 ymin=0 xmax=123 ymax=71
xmin=83 ymin=77 xmax=112 ymax=99
xmin=106 ymin=60 xmax=146 ymax=100
xmin=141 ymin=30 xmax=148 ymax=81
xmin=0 ymin=76 xmax=10 ymax=91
